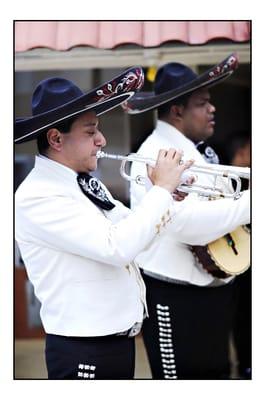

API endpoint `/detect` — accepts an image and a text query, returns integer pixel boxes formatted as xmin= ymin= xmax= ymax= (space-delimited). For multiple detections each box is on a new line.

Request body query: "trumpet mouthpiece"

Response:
xmin=96 ymin=151 xmax=105 ymax=159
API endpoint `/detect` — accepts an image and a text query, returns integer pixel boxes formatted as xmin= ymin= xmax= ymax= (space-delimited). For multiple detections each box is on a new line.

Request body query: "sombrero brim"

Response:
xmin=15 ymin=66 xmax=144 ymax=144
xmin=122 ymin=53 xmax=238 ymax=114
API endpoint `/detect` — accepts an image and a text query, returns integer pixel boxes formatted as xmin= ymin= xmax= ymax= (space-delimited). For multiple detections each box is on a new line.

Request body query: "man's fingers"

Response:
xmin=186 ymin=175 xmax=196 ymax=185
xmin=172 ymin=191 xmax=188 ymax=201
xmin=157 ymin=149 xmax=168 ymax=161
xmin=180 ymin=159 xmax=194 ymax=170
xmin=146 ymin=164 xmax=154 ymax=176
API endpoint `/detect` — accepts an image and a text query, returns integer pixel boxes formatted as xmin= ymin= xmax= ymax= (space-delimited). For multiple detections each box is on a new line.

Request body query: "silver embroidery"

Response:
xmin=156 ymin=304 xmax=178 ymax=380
xmin=77 ymin=363 xmax=96 ymax=378
xmin=78 ymin=177 xmax=111 ymax=204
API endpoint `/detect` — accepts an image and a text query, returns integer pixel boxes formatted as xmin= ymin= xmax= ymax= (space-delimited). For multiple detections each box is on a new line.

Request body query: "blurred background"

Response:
xmin=14 ymin=20 xmax=251 ymax=379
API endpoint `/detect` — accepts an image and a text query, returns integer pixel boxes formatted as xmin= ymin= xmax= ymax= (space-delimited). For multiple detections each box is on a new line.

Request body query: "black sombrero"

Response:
xmin=15 ymin=66 xmax=144 ymax=144
xmin=122 ymin=53 xmax=238 ymax=114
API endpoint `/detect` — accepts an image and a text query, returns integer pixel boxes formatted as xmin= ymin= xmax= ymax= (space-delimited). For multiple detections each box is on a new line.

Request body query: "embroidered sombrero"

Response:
xmin=15 ymin=66 xmax=144 ymax=144
xmin=122 ymin=53 xmax=238 ymax=114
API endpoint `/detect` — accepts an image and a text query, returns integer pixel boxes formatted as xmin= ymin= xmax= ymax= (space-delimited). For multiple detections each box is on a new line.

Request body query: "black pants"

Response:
xmin=142 ymin=273 xmax=237 ymax=379
xmin=45 ymin=333 xmax=135 ymax=379
xmin=233 ymin=268 xmax=252 ymax=378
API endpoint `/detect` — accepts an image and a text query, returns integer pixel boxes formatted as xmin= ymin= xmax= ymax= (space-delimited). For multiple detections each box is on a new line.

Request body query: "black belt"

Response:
xmin=142 ymin=269 xmax=233 ymax=287
xmin=142 ymin=269 xmax=192 ymax=285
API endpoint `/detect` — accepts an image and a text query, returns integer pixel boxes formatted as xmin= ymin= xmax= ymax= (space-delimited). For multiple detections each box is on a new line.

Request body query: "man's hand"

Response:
xmin=172 ymin=175 xmax=196 ymax=201
xmin=147 ymin=148 xmax=194 ymax=194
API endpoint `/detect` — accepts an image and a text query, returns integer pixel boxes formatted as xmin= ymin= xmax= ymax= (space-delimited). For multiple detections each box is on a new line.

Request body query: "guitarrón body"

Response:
xmin=192 ymin=226 xmax=250 ymax=278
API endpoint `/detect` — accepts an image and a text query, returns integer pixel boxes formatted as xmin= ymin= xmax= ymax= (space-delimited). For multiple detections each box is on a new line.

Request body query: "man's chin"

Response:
xmin=79 ymin=163 xmax=97 ymax=174
xmin=204 ymin=128 xmax=214 ymax=139
xmin=88 ymin=162 xmax=97 ymax=172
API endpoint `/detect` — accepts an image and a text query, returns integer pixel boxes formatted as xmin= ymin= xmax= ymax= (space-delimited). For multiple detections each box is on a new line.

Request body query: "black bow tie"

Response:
xmin=77 ymin=173 xmax=116 ymax=211
xmin=196 ymin=142 xmax=220 ymax=164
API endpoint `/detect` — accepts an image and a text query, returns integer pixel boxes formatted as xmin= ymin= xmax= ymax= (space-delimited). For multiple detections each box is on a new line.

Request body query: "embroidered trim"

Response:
xmin=95 ymin=69 xmax=144 ymax=101
xmin=156 ymin=304 xmax=178 ymax=379
xmin=77 ymin=363 xmax=96 ymax=379
xmin=78 ymin=177 xmax=110 ymax=203
xmin=77 ymin=173 xmax=116 ymax=210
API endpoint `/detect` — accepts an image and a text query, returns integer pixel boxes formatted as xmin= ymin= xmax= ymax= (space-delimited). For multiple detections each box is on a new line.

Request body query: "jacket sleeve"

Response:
xmin=15 ymin=185 xmax=174 ymax=268
xmin=168 ymin=190 xmax=250 ymax=245
xmin=130 ymin=162 xmax=250 ymax=246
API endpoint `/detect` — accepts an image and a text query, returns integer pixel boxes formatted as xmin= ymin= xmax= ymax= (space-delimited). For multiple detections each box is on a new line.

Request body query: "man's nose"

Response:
xmin=95 ymin=130 xmax=106 ymax=147
xmin=209 ymin=102 xmax=216 ymax=113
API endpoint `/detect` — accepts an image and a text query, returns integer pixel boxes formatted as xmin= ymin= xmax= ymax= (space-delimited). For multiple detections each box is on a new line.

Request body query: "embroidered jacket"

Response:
xmin=15 ymin=156 xmax=176 ymax=336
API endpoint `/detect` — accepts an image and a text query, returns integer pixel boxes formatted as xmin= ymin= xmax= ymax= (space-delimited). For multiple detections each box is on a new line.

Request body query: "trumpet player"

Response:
xmin=15 ymin=69 xmax=195 ymax=379
xmin=125 ymin=55 xmax=250 ymax=379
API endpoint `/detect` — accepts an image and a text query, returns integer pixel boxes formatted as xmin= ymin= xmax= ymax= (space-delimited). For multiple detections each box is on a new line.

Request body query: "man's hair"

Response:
xmin=37 ymin=116 xmax=77 ymax=155
xmin=157 ymin=92 xmax=191 ymax=119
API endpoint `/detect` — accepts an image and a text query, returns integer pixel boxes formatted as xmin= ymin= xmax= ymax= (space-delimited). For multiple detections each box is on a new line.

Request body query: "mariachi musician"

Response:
xmin=15 ymin=67 xmax=194 ymax=380
xmin=125 ymin=54 xmax=251 ymax=379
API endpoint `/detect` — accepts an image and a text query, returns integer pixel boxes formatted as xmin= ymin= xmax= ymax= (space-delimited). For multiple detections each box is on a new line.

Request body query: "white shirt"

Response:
xmin=130 ymin=120 xmax=250 ymax=286
xmin=15 ymin=155 xmax=178 ymax=336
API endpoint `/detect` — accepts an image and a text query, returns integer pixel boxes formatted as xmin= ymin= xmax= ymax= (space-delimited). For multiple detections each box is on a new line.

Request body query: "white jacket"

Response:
xmin=130 ymin=120 xmax=250 ymax=286
xmin=15 ymin=155 xmax=178 ymax=336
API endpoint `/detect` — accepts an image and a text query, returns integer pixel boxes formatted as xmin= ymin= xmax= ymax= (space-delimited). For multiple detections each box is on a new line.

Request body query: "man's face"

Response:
xmin=60 ymin=111 xmax=106 ymax=173
xmin=180 ymin=88 xmax=216 ymax=143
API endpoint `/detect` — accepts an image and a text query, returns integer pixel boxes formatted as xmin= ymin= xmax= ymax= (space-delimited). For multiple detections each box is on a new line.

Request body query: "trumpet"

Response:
xmin=96 ymin=151 xmax=250 ymax=199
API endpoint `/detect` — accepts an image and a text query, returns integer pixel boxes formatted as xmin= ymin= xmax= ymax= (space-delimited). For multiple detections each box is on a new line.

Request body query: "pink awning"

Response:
xmin=15 ymin=21 xmax=250 ymax=52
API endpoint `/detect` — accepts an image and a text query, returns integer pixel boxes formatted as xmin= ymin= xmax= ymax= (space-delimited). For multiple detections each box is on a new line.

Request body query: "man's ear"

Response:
xmin=47 ymin=129 xmax=62 ymax=150
xmin=171 ymin=104 xmax=184 ymax=120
